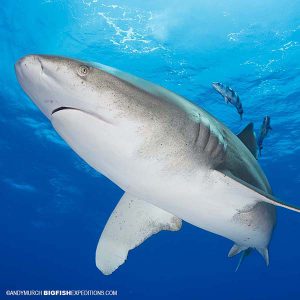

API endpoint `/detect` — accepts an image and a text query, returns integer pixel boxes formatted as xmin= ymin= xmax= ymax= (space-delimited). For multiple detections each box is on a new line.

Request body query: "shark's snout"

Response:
xmin=15 ymin=55 xmax=67 ymax=119
xmin=15 ymin=55 xmax=43 ymax=80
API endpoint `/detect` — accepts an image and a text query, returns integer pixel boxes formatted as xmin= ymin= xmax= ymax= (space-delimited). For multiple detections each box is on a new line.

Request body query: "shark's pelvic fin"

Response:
xmin=228 ymin=244 xmax=252 ymax=271
xmin=228 ymin=245 xmax=269 ymax=270
xmin=228 ymin=244 xmax=247 ymax=257
xmin=257 ymin=248 xmax=269 ymax=266
xmin=235 ymin=248 xmax=252 ymax=272
xmin=237 ymin=123 xmax=257 ymax=159
xmin=229 ymin=245 xmax=269 ymax=269
xmin=95 ymin=193 xmax=182 ymax=275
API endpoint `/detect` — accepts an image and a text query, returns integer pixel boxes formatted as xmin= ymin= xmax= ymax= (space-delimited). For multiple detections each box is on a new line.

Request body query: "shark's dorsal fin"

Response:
xmin=237 ymin=123 xmax=257 ymax=159
xmin=96 ymin=193 xmax=182 ymax=275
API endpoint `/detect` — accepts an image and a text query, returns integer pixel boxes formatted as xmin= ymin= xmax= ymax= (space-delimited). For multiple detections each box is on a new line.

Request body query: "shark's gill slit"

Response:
xmin=194 ymin=122 xmax=201 ymax=145
xmin=201 ymin=125 xmax=211 ymax=151
xmin=37 ymin=57 xmax=44 ymax=71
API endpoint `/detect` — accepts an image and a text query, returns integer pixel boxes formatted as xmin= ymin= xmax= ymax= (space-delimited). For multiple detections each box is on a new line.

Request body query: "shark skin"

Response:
xmin=15 ymin=55 xmax=300 ymax=274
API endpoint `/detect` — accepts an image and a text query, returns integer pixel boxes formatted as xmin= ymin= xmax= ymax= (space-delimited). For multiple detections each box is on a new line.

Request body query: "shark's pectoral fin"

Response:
xmin=219 ymin=171 xmax=300 ymax=213
xmin=237 ymin=123 xmax=257 ymax=159
xmin=96 ymin=193 xmax=182 ymax=275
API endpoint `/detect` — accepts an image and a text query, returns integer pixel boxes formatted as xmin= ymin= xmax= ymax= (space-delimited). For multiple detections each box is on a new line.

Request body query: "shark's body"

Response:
xmin=15 ymin=55 xmax=299 ymax=275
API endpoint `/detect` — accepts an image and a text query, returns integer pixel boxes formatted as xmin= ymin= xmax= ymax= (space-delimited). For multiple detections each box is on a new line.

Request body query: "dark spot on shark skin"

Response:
xmin=231 ymin=202 xmax=276 ymax=244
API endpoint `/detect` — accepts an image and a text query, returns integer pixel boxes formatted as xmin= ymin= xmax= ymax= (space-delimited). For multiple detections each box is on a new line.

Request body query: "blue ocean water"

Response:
xmin=1 ymin=0 xmax=300 ymax=299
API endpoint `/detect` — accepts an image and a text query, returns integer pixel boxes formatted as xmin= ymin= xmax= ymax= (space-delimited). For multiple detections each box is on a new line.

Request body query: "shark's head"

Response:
xmin=15 ymin=55 xmax=125 ymax=123
xmin=15 ymin=55 xmax=148 ymax=182
xmin=14 ymin=54 xmax=170 ymax=187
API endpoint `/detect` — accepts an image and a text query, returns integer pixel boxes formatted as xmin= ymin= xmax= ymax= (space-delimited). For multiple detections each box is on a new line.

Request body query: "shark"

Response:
xmin=15 ymin=55 xmax=300 ymax=275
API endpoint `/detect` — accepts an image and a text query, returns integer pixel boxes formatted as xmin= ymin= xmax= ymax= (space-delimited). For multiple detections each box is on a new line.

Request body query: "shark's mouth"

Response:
xmin=51 ymin=106 xmax=113 ymax=125
xmin=52 ymin=106 xmax=78 ymax=115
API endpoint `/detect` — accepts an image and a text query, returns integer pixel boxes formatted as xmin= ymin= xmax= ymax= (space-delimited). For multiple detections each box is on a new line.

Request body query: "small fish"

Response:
xmin=212 ymin=82 xmax=244 ymax=120
xmin=257 ymin=116 xmax=272 ymax=156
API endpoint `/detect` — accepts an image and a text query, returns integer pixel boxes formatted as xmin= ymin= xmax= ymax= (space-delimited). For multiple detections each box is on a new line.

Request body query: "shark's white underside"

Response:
xmin=52 ymin=108 xmax=275 ymax=273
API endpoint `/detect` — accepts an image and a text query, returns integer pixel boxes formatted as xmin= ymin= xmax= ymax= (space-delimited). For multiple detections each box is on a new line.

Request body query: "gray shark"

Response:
xmin=15 ymin=55 xmax=300 ymax=275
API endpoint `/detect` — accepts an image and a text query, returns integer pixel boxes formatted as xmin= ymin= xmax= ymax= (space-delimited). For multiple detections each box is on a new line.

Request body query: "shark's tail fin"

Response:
xmin=228 ymin=244 xmax=269 ymax=271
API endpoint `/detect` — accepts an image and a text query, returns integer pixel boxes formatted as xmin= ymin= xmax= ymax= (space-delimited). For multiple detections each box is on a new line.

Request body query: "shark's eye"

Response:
xmin=78 ymin=65 xmax=89 ymax=77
